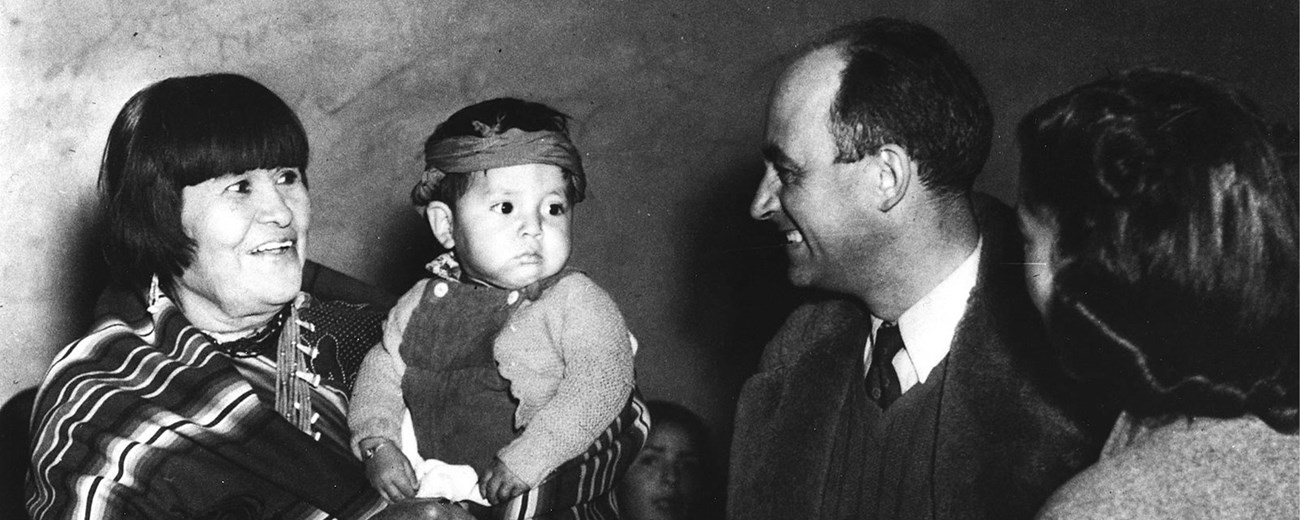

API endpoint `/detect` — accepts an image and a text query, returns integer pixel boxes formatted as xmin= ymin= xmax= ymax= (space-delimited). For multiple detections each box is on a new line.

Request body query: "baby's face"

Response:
xmin=452 ymin=163 xmax=572 ymax=290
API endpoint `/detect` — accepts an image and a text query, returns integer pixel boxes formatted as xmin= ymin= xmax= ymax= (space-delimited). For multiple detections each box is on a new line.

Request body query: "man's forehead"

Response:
xmin=763 ymin=47 xmax=844 ymax=161
xmin=773 ymin=47 xmax=845 ymax=108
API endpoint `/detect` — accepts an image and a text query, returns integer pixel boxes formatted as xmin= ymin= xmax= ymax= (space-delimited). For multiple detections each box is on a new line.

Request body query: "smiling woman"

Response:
xmin=23 ymin=74 xmax=469 ymax=520
xmin=174 ymin=166 xmax=311 ymax=335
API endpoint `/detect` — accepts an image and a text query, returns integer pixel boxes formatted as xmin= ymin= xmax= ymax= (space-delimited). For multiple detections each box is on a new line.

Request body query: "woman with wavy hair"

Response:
xmin=1016 ymin=69 xmax=1298 ymax=519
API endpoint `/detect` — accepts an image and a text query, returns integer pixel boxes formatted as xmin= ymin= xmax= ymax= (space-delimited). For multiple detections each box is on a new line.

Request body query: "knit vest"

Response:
xmin=399 ymin=273 xmax=568 ymax=474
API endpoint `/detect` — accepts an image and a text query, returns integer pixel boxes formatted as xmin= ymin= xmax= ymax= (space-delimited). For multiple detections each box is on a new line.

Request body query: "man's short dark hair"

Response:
xmin=1018 ymin=68 xmax=1298 ymax=433
xmin=413 ymin=98 xmax=584 ymax=210
xmin=100 ymin=73 xmax=309 ymax=292
xmin=817 ymin=18 xmax=993 ymax=197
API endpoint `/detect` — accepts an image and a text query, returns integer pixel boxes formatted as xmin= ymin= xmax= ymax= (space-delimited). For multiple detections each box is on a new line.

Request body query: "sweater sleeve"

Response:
xmin=496 ymin=275 xmax=635 ymax=487
xmin=347 ymin=279 xmax=426 ymax=456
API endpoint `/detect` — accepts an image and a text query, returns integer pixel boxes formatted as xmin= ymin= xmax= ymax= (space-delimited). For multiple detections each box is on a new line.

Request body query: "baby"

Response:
xmin=349 ymin=98 xmax=648 ymax=519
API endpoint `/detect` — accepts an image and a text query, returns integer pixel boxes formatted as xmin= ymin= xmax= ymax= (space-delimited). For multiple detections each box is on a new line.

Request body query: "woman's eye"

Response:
xmin=548 ymin=203 xmax=567 ymax=216
xmin=494 ymin=202 xmax=514 ymax=214
xmin=225 ymin=180 xmax=252 ymax=194
xmin=277 ymin=169 xmax=300 ymax=185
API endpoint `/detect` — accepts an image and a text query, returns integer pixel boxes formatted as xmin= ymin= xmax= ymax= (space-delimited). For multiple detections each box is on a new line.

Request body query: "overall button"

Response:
xmin=433 ymin=282 xmax=449 ymax=298
xmin=507 ymin=291 xmax=520 ymax=305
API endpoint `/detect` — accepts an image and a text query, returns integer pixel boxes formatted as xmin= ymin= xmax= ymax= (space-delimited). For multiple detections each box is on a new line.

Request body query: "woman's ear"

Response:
xmin=426 ymin=202 xmax=456 ymax=249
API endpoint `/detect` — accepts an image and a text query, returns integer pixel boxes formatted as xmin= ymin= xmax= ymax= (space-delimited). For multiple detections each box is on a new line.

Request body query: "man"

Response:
xmin=728 ymin=18 xmax=1116 ymax=520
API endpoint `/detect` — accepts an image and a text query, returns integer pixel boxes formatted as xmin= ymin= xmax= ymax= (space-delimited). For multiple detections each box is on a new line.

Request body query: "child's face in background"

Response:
xmin=451 ymin=164 xmax=572 ymax=289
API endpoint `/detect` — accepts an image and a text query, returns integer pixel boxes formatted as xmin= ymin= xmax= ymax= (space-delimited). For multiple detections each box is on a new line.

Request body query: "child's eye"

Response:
xmin=548 ymin=203 xmax=567 ymax=216
xmin=225 ymin=180 xmax=252 ymax=194
xmin=493 ymin=202 xmax=514 ymax=214
xmin=277 ymin=169 xmax=301 ymax=185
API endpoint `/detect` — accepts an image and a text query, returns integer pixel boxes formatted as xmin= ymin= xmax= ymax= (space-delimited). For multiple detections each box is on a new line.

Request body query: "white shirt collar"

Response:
xmin=866 ymin=238 xmax=983 ymax=390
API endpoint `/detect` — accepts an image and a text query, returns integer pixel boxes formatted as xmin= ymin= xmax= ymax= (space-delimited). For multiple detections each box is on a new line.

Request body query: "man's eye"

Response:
xmin=548 ymin=203 xmax=567 ymax=216
xmin=277 ymin=169 xmax=301 ymax=185
xmin=775 ymin=167 xmax=798 ymax=185
xmin=494 ymin=202 xmax=514 ymax=214
xmin=225 ymin=180 xmax=252 ymax=194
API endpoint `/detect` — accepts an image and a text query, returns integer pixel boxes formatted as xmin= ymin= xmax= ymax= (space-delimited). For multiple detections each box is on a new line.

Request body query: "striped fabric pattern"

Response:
xmin=500 ymin=391 xmax=651 ymax=520
xmin=26 ymin=290 xmax=383 ymax=520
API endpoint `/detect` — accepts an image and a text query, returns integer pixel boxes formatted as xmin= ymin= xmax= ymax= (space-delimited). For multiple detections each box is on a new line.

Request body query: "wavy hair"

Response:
xmin=1017 ymin=69 xmax=1298 ymax=433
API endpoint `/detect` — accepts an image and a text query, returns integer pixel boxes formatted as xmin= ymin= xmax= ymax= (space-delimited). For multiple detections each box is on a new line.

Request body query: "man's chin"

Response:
xmin=785 ymin=264 xmax=816 ymax=288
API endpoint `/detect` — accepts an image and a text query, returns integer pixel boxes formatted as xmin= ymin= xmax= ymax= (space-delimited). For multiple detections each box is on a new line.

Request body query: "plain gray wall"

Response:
xmin=2 ymin=0 xmax=1296 ymax=461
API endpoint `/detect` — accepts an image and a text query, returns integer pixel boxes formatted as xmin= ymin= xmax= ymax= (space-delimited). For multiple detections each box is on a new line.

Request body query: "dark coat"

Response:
xmin=727 ymin=196 xmax=1118 ymax=520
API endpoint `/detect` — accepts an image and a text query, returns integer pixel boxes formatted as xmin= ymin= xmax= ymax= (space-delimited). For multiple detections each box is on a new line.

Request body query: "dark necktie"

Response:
xmin=866 ymin=322 xmax=905 ymax=409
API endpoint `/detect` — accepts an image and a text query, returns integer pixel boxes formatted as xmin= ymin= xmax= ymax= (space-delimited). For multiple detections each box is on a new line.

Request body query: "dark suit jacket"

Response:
xmin=728 ymin=196 xmax=1117 ymax=520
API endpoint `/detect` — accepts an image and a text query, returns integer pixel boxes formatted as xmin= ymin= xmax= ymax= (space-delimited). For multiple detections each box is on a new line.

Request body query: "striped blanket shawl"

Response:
xmin=26 ymin=287 xmax=385 ymax=520
xmin=494 ymin=391 xmax=650 ymax=520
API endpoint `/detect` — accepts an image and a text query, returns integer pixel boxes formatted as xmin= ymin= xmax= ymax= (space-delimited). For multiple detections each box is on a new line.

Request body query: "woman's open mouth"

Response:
xmin=250 ymin=239 xmax=296 ymax=255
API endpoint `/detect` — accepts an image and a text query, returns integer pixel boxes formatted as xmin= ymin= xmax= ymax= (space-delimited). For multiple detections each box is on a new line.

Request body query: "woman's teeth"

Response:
xmin=785 ymin=230 xmax=804 ymax=245
xmin=252 ymin=240 xmax=294 ymax=254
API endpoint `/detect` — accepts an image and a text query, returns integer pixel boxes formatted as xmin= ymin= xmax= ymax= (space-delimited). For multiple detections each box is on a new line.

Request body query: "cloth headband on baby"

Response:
xmin=413 ymin=120 xmax=586 ymax=213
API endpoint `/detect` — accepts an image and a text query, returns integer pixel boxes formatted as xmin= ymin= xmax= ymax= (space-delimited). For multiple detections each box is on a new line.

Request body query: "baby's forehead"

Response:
xmin=466 ymin=164 xmax=569 ymax=194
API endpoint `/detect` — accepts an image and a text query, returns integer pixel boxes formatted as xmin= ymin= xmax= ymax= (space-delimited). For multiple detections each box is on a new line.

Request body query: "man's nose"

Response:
xmin=749 ymin=170 xmax=781 ymax=221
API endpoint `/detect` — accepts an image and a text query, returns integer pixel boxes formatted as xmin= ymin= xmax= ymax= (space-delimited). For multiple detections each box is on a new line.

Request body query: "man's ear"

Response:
xmin=426 ymin=202 xmax=456 ymax=249
xmin=873 ymin=144 xmax=916 ymax=212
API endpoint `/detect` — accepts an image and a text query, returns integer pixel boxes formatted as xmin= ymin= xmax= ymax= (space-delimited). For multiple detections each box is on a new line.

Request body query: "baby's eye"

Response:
xmin=277 ymin=169 xmax=301 ymax=185
xmin=493 ymin=202 xmax=514 ymax=214
xmin=225 ymin=179 xmax=252 ymax=194
xmin=548 ymin=203 xmax=567 ymax=216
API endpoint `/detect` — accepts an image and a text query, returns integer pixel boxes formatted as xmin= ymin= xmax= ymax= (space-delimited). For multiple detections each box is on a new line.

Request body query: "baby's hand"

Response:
xmin=479 ymin=458 xmax=529 ymax=505
xmin=363 ymin=439 xmax=418 ymax=502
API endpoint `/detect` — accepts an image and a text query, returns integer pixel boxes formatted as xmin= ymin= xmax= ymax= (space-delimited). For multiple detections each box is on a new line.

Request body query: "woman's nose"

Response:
xmin=256 ymin=186 xmax=294 ymax=227
xmin=749 ymin=169 xmax=781 ymax=221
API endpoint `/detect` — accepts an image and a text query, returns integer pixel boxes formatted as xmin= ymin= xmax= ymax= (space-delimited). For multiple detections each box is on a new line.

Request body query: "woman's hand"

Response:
xmin=479 ymin=458 xmax=529 ymax=505
xmin=364 ymin=440 xmax=418 ymax=502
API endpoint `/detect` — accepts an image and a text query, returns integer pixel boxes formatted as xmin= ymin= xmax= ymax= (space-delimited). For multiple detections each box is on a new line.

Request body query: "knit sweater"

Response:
xmin=349 ymin=272 xmax=636 ymax=487
xmin=728 ymin=195 xmax=1117 ymax=520
xmin=1037 ymin=412 xmax=1299 ymax=519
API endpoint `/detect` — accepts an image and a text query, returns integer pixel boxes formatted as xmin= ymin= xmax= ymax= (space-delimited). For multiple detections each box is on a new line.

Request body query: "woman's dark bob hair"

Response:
xmin=1017 ymin=68 xmax=1298 ymax=433
xmin=100 ymin=73 xmax=309 ymax=292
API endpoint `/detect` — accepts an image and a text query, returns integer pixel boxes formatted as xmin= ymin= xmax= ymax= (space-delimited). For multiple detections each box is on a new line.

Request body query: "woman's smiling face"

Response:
xmin=173 ymin=167 xmax=310 ymax=333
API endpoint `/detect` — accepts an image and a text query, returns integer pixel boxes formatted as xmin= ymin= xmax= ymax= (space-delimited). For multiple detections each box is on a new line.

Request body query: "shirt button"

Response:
xmin=507 ymin=291 xmax=520 ymax=305
xmin=870 ymin=387 xmax=882 ymax=400
xmin=433 ymin=282 xmax=449 ymax=298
